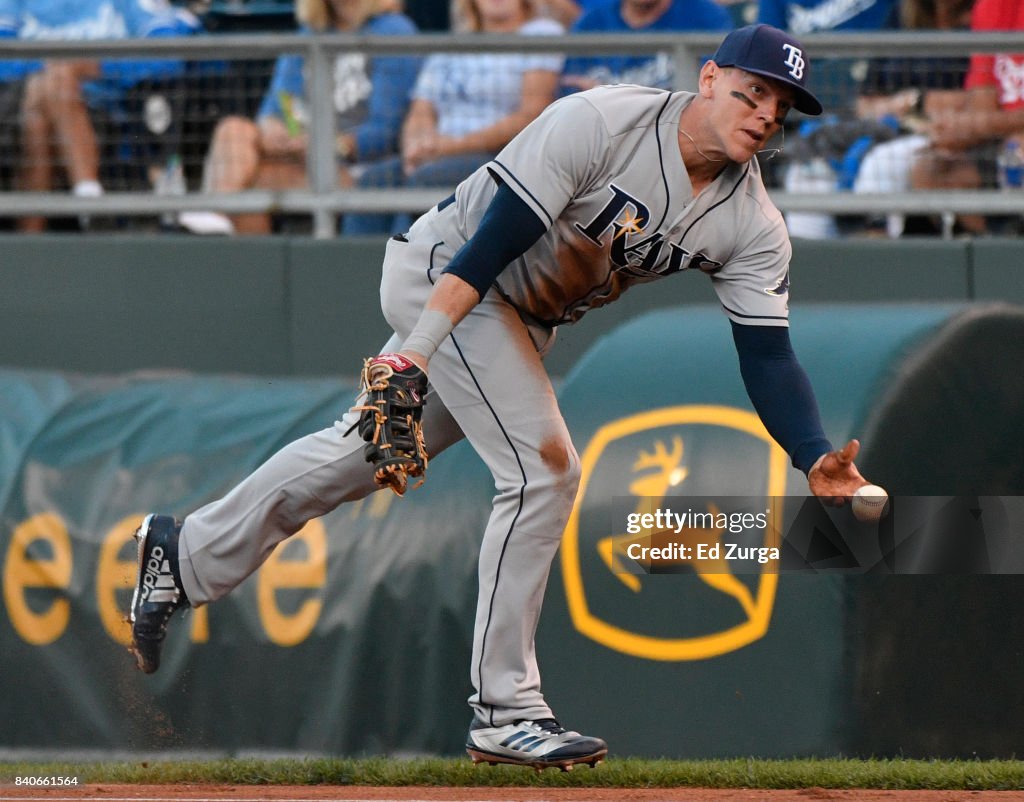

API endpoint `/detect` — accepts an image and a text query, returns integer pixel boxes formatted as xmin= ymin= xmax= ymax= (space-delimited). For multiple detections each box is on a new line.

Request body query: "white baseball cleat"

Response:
xmin=466 ymin=718 xmax=608 ymax=771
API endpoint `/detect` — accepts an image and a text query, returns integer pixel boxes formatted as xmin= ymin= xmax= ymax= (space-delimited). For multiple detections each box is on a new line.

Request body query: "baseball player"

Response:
xmin=130 ymin=24 xmax=874 ymax=770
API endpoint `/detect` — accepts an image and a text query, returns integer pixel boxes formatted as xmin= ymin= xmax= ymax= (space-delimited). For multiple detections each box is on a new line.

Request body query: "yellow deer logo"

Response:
xmin=597 ymin=436 xmax=757 ymax=619
xmin=561 ymin=405 xmax=788 ymax=661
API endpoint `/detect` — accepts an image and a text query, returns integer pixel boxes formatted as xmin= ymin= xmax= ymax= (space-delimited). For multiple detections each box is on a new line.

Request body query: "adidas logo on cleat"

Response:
xmin=140 ymin=545 xmax=180 ymax=605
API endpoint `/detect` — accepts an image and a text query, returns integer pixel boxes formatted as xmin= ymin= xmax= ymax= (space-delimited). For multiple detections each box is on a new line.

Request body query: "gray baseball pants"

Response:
xmin=177 ymin=213 xmax=580 ymax=727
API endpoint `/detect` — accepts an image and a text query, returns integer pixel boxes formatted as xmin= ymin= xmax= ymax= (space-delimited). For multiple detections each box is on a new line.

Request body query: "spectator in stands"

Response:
xmin=780 ymin=0 xmax=972 ymax=238
xmin=179 ymin=0 xmax=420 ymax=235
xmin=905 ymin=0 xmax=1024 ymax=232
xmin=854 ymin=0 xmax=971 ymax=122
xmin=340 ymin=0 xmax=564 ymax=236
xmin=852 ymin=0 xmax=974 ymax=236
xmin=757 ymin=0 xmax=897 ymax=34
xmin=560 ymin=0 xmax=733 ymax=93
xmin=0 ymin=0 xmax=200 ymax=233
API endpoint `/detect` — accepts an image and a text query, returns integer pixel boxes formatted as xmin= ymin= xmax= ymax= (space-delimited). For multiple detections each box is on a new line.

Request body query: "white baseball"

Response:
xmin=852 ymin=484 xmax=889 ymax=523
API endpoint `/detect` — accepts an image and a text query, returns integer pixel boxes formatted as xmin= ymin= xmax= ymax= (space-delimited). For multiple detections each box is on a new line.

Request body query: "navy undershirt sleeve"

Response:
xmin=730 ymin=321 xmax=833 ymax=475
xmin=441 ymin=181 xmax=548 ymax=298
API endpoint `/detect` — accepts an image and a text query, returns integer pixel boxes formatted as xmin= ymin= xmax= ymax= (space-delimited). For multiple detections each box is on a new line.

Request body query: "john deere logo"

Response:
xmin=561 ymin=405 xmax=788 ymax=661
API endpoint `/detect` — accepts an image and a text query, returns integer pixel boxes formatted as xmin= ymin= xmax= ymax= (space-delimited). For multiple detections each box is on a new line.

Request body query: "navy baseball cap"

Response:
xmin=711 ymin=24 xmax=823 ymax=116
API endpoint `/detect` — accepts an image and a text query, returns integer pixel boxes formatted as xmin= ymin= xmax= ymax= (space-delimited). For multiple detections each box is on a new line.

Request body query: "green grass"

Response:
xmin=1 ymin=757 xmax=1024 ymax=790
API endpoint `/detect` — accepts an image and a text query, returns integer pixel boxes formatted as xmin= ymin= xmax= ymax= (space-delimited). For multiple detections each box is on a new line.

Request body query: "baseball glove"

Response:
xmin=352 ymin=353 xmax=429 ymax=496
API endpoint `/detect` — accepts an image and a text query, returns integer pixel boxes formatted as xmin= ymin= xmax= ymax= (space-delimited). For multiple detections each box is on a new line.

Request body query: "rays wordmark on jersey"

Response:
xmin=574 ymin=184 xmax=723 ymax=278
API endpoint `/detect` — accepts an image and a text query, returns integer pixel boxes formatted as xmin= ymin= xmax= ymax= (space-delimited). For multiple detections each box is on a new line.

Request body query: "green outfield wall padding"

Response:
xmin=788 ymin=238 xmax=971 ymax=302
xmin=858 ymin=303 xmax=1024 ymax=495
xmin=0 ymin=236 xmax=294 ymax=375
xmin=0 ymin=235 xmax=392 ymax=378
xmin=1 ymin=302 xmax=1022 ymax=759
xmin=970 ymin=240 xmax=1024 ymax=304
xmin=4 ymin=234 xmax=1023 ymax=379
xmin=846 ymin=303 xmax=1024 ymax=759
xmin=285 ymin=238 xmax=393 ymax=375
xmin=0 ymin=367 xmax=491 ymax=753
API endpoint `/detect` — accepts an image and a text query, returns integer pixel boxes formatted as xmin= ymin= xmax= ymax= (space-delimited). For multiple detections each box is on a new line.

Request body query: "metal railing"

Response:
xmin=2 ymin=31 xmax=1023 ymax=238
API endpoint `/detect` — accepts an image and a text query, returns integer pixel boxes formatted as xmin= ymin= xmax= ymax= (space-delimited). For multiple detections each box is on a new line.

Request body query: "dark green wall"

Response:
xmin=0 ymin=235 xmax=391 ymax=377
xmin=1 ymin=234 xmax=1021 ymax=378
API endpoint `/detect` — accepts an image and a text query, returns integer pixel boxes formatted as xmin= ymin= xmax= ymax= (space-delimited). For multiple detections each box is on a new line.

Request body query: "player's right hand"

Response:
xmin=808 ymin=439 xmax=869 ymax=506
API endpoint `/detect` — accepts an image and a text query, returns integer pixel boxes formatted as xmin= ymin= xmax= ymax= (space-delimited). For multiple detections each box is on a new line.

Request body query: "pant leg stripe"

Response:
xmin=448 ymin=330 xmax=529 ymax=728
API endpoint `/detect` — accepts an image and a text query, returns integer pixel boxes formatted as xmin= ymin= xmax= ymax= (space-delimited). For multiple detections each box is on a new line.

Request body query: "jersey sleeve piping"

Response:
xmin=721 ymin=303 xmax=790 ymax=326
xmin=486 ymin=161 xmax=554 ymax=229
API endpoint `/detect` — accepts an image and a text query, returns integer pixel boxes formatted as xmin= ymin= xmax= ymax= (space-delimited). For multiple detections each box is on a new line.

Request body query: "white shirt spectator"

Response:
xmin=412 ymin=17 xmax=564 ymax=139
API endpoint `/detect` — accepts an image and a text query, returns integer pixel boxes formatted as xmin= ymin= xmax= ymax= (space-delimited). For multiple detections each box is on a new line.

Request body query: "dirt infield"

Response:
xmin=4 ymin=786 xmax=1024 ymax=802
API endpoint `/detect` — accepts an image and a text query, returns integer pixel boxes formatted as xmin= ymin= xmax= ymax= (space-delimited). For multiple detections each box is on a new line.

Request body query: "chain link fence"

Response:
xmin=1 ymin=31 xmax=1022 ymax=238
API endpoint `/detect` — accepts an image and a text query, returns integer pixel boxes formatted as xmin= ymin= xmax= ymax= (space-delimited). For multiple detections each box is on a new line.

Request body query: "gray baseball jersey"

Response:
xmin=428 ymin=84 xmax=792 ymax=328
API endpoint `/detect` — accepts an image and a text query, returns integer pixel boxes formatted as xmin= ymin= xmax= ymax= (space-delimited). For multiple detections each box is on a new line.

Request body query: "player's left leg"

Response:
xmin=129 ymin=336 xmax=467 ymax=674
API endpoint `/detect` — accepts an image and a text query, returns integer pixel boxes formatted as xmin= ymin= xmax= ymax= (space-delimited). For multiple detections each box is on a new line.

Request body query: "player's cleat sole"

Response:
xmin=467 ymin=747 xmax=606 ymax=772
xmin=129 ymin=513 xmax=188 ymax=674
xmin=465 ymin=718 xmax=608 ymax=772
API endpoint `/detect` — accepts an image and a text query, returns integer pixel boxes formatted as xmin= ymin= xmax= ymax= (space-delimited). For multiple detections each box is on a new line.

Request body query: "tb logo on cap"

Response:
xmin=782 ymin=43 xmax=805 ymax=80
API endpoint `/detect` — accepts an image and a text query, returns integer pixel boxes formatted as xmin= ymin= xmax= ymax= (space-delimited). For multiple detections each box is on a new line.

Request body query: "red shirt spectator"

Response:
xmin=964 ymin=0 xmax=1024 ymax=110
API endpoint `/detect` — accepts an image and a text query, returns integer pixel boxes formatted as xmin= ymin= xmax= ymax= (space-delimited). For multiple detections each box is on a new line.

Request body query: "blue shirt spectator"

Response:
xmin=562 ymin=0 xmax=733 ymax=93
xmin=178 ymin=0 xmax=420 ymax=236
xmin=757 ymin=0 xmax=897 ymax=34
xmin=258 ymin=13 xmax=419 ymax=163
xmin=0 ymin=0 xmax=199 ymax=85
xmin=0 ymin=0 xmax=199 ymax=231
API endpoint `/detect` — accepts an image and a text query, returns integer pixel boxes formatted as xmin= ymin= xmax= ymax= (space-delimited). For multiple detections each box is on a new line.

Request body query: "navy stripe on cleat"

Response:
xmin=466 ymin=718 xmax=607 ymax=771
